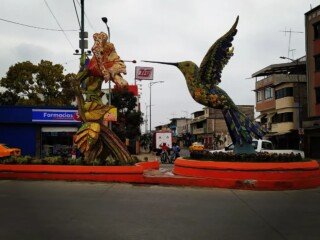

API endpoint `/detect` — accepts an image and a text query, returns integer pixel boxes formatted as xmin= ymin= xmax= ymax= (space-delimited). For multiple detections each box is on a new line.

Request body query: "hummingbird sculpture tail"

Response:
xmin=222 ymin=107 xmax=265 ymax=145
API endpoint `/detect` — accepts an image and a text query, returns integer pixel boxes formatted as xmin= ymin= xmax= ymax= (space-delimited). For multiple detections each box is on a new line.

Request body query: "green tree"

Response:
xmin=140 ymin=133 xmax=152 ymax=152
xmin=0 ymin=60 xmax=75 ymax=106
xmin=213 ymin=132 xmax=225 ymax=150
xmin=0 ymin=91 xmax=20 ymax=105
xmin=111 ymin=87 xmax=143 ymax=142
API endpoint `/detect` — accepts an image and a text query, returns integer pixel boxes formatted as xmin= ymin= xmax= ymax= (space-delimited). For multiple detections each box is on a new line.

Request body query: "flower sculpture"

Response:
xmin=72 ymin=32 xmax=133 ymax=164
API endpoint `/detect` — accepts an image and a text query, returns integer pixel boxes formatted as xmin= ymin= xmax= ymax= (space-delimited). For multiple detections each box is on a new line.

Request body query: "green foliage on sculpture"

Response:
xmin=72 ymin=32 xmax=136 ymax=165
xmin=143 ymin=16 xmax=266 ymax=151
xmin=0 ymin=60 xmax=75 ymax=106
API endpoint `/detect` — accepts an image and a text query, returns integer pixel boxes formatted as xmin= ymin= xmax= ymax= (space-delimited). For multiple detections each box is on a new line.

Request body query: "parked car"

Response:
xmin=0 ymin=144 xmax=21 ymax=158
xmin=209 ymin=139 xmax=305 ymax=158
xmin=189 ymin=142 xmax=205 ymax=158
xmin=189 ymin=142 xmax=205 ymax=152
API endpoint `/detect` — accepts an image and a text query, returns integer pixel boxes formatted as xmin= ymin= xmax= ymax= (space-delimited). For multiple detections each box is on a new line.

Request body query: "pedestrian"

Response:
xmin=71 ymin=147 xmax=77 ymax=160
xmin=172 ymin=143 xmax=180 ymax=159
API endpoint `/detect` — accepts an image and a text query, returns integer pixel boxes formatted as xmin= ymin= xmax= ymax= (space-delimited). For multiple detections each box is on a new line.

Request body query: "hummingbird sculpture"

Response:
xmin=144 ymin=16 xmax=265 ymax=153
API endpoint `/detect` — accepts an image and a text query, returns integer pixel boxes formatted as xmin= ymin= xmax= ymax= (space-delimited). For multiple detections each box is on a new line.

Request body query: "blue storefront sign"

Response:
xmin=32 ymin=109 xmax=80 ymax=123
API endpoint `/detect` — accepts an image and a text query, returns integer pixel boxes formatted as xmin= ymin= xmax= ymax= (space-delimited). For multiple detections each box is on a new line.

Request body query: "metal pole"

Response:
xmin=101 ymin=17 xmax=112 ymax=129
xmin=109 ymin=81 xmax=112 ymax=129
xmin=296 ymin=61 xmax=302 ymax=150
xmin=145 ymin=104 xmax=148 ymax=134
xmin=149 ymin=83 xmax=152 ymax=133
xmin=80 ymin=0 xmax=84 ymax=55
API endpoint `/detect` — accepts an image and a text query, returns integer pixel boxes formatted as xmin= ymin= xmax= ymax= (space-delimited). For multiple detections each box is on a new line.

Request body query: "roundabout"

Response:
xmin=1 ymin=158 xmax=319 ymax=191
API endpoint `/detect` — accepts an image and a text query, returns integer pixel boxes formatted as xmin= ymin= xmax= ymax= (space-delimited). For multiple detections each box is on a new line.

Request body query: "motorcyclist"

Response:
xmin=171 ymin=143 xmax=180 ymax=161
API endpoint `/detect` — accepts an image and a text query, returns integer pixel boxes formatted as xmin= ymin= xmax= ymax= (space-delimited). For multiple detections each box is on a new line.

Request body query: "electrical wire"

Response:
xmin=0 ymin=17 xmax=78 ymax=32
xmin=76 ymin=0 xmax=97 ymax=32
xmin=43 ymin=0 xmax=75 ymax=50
xmin=72 ymin=0 xmax=81 ymax=29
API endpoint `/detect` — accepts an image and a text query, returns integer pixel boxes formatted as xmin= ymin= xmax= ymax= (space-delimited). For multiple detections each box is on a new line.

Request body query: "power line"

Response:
xmin=43 ymin=0 xmax=75 ymax=50
xmin=72 ymin=0 xmax=81 ymax=29
xmin=0 ymin=17 xmax=78 ymax=32
xmin=76 ymin=0 xmax=97 ymax=32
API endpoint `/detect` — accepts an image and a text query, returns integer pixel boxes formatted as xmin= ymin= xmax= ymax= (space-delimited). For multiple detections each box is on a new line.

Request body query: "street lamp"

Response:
xmin=101 ymin=17 xmax=136 ymax=130
xmin=280 ymin=56 xmax=302 ymax=149
xmin=149 ymin=81 xmax=164 ymax=133
xmin=101 ymin=17 xmax=110 ymax=41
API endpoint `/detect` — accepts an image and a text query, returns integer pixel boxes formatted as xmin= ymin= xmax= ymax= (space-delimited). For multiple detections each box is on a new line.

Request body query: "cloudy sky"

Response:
xmin=0 ymin=0 xmax=318 ymax=131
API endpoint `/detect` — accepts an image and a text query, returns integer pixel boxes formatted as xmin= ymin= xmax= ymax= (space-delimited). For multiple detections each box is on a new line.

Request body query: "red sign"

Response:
xmin=128 ymin=85 xmax=138 ymax=96
xmin=135 ymin=66 xmax=154 ymax=80
xmin=73 ymin=112 xmax=81 ymax=121
xmin=113 ymin=85 xmax=138 ymax=96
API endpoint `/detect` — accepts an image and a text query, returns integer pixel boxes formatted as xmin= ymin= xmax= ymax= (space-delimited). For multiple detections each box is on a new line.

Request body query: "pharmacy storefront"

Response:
xmin=0 ymin=106 xmax=81 ymax=157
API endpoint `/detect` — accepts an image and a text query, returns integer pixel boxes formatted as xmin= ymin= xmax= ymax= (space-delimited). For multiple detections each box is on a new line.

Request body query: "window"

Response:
xmin=315 ymin=87 xmax=320 ymax=104
xmin=272 ymin=112 xmax=293 ymax=123
xmin=275 ymin=87 xmax=293 ymax=99
xmin=225 ymin=143 xmax=234 ymax=151
xmin=314 ymin=21 xmax=320 ymax=39
xmin=260 ymin=116 xmax=267 ymax=124
xmin=196 ymin=122 xmax=203 ymax=129
xmin=251 ymin=141 xmax=258 ymax=150
xmin=315 ymin=55 xmax=320 ymax=72
xmin=257 ymin=90 xmax=263 ymax=102
xmin=264 ymin=87 xmax=273 ymax=99
xmin=262 ymin=142 xmax=274 ymax=150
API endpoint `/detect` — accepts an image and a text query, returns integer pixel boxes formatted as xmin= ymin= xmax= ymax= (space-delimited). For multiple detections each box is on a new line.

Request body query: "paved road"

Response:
xmin=0 ymin=180 xmax=319 ymax=240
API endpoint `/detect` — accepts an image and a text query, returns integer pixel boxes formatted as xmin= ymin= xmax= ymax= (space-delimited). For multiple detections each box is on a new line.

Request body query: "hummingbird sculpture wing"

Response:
xmin=198 ymin=16 xmax=239 ymax=86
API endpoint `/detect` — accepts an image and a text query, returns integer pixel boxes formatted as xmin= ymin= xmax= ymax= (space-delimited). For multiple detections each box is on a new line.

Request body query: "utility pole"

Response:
xmin=80 ymin=0 xmax=85 ymax=55
xmin=149 ymin=81 xmax=164 ymax=133
xmin=74 ymin=0 xmax=88 ymax=56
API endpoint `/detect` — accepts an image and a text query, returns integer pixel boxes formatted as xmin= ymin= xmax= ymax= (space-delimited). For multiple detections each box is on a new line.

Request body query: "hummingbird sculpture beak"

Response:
xmin=142 ymin=60 xmax=178 ymax=66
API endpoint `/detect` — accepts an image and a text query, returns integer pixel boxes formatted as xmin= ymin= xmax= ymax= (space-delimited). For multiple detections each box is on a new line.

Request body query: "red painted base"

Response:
xmin=0 ymin=161 xmax=160 ymax=184
xmin=0 ymin=159 xmax=320 ymax=190
xmin=172 ymin=159 xmax=320 ymax=190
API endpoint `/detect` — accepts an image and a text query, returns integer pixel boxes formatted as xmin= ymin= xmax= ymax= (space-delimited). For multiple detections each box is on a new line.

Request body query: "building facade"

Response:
xmin=252 ymin=60 xmax=307 ymax=150
xmin=0 ymin=106 xmax=80 ymax=157
xmin=304 ymin=6 xmax=320 ymax=157
xmin=190 ymin=106 xmax=254 ymax=149
xmin=169 ymin=118 xmax=192 ymax=137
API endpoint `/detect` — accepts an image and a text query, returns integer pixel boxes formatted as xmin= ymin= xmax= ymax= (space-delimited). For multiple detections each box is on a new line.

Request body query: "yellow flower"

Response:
xmin=194 ymin=88 xmax=202 ymax=100
xmin=209 ymin=94 xmax=218 ymax=103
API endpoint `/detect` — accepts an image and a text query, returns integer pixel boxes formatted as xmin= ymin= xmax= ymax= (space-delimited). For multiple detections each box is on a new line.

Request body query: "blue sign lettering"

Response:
xmin=32 ymin=109 xmax=80 ymax=123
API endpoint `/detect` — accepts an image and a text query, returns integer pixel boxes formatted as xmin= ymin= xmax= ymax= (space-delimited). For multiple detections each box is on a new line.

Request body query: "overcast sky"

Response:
xmin=0 ymin=0 xmax=318 ymax=132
